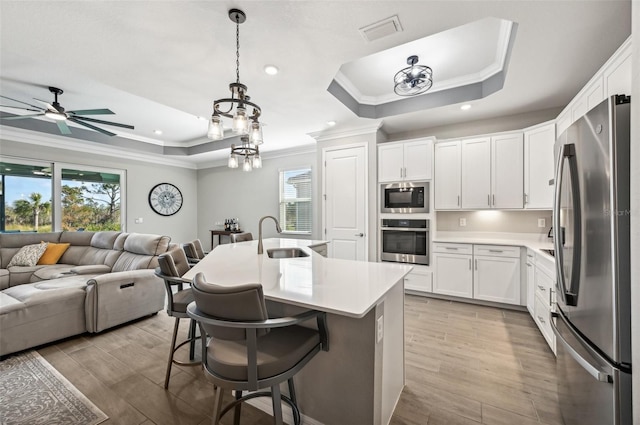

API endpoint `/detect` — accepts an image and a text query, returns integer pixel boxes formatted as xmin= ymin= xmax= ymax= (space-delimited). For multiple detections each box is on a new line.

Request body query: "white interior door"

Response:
xmin=323 ymin=145 xmax=367 ymax=261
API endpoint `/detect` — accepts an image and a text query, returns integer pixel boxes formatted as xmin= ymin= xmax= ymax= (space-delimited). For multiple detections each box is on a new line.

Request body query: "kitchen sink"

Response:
xmin=266 ymin=248 xmax=310 ymax=259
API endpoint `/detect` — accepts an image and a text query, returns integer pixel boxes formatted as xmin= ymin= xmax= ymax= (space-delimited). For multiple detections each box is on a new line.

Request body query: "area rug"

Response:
xmin=0 ymin=350 xmax=108 ymax=425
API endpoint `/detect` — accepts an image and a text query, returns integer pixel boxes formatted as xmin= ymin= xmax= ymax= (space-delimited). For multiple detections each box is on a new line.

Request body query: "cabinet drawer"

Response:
xmin=535 ymin=265 xmax=555 ymax=307
xmin=536 ymin=253 xmax=555 ymax=277
xmin=526 ymin=249 xmax=536 ymax=265
xmin=433 ymin=242 xmax=472 ymax=255
xmin=473 ymin=244 xmax=520 ymax=258
xmin=404 ymin=270 xmax=432 ymax=292
xmin=534 ymin=293 xmax=555 ymax=352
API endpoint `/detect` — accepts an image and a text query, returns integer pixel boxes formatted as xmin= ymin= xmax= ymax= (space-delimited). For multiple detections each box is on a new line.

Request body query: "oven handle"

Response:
xmin=380 ymin=227 xmax=428 ymax=232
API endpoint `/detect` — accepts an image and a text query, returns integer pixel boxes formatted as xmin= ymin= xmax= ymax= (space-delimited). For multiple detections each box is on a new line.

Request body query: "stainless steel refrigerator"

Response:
xmin=552 ymin=94 xmax=632 ymax=425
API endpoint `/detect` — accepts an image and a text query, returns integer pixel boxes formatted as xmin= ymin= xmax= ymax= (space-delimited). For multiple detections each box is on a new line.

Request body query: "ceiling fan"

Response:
xmin=0 ymin=86 xmax=134 ymax=136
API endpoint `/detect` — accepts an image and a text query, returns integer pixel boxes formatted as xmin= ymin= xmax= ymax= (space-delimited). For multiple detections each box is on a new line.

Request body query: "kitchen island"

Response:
xmin=183 ymin=238 xmax=412 ymax=425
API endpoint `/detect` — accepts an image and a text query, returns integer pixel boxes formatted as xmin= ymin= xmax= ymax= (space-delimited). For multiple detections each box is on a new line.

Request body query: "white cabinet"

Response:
xmin=530 ymin=252 xmax=556 ymax=354
xmin=491 ymin=133 xmax=524 ymax=209
xmin=404 ymin=265 xmax=432 ymax=293
xmin=473 ymin=245 xmax=521 ymax=305
xmin=460 ymin=133 xmax=523 ymax=209
xmin=432 ymin=243 xmax=472 ymax=297
xmin=378 ymin=139 xmax=432 ymax=183
xmin=433 ymin=242 xmax=521 ymax=305
xmin=524 ymin=122 xmax=555 ymax=209
xmin=461 ymin=137 xmax=491 ymax=209
xmin=434 ymin=141 xmax=461 ymax=209
xmin=526 ymin=250 xmax=536 ymax=315
xmin=603 ymin=40 xmax=631 ymax=98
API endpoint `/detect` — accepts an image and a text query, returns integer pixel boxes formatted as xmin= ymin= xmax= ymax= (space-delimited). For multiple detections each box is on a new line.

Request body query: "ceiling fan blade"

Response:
xmin=33 ymin=98 xmax=55 ymax=110
xmin=68 ymin=108 xmax=114 ymax=115
xmin=56 ymin=120 xmax=72 ymax=135
xmin=1 ymin=113 xmax=45 ymax=120
xmin=0 ymin=105 xmax=42 ymax=112
xmin=0 ymin=95 xmax=45 ymax=111
xmin=72 ymin=115 xmax=134 ymax=129
xmin=68 ymin=117 xmax=116 ymax=136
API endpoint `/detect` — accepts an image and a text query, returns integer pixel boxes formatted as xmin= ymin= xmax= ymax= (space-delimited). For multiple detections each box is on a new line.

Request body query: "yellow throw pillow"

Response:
xmin=37 ymin=242 xmax=71 ymax=265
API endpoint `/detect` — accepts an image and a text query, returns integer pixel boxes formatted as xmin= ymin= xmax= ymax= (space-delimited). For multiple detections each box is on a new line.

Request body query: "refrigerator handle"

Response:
xmin=553 ymin=144 xmax=582 ymax=306
xmin=551 ymin=312 xmax=611 ymax=383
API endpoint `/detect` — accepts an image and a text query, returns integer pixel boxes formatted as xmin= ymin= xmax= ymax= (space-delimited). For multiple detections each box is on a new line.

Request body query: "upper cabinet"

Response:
xmin=557 ymin=37 xmax=631 ymax=136
xmin=434 ymin=141 xmax=462 ymax=209
xmin=437 ymin=132 xmax=523 ymax=210
xmin=378 ymin=138 xmax=433 ymax=183
xmin=524 ymin=122 xmax=555 ymax=209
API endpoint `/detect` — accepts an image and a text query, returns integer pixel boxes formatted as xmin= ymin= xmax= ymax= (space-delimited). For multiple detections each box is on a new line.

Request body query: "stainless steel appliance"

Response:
xmin=380 ymin=218 xmax=429 ymax=265
xmin=552 ymin=94 xmax=632 ymax=425
xmin=381 ymin=181 xmax=429 ymax=213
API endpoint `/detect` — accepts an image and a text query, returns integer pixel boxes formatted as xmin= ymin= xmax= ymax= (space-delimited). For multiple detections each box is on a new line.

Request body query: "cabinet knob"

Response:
xmin=355 ymin=233 xmax=365 ymax=237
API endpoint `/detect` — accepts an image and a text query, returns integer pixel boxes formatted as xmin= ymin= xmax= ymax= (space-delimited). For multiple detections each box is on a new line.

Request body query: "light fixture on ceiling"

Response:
xmin=460 ymin=104 xmax=471 ymax=110
xmin=206 ymin=8 xmax=263 ymax=171
xmin=326 ymin=120 xmax=337 ymax=127
xmin=228 ymin=135 xmax=262 ymax=171
xmin=393 ymin=55 xmax=433 ymax=96
xmin=153 ymin=129 xmax=163 ymax=135
xmin=264 ymin=65 xmax=279 ymax=75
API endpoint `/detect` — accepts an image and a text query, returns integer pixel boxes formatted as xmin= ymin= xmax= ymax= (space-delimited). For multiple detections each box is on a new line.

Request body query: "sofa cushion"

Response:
xmin=7 ymin=243 xmax=48 ymax=267
xmin=8 ymin=265 xmax=47 ymax=286
xmin=90 ymin=231 xmax=121 ymax=249
xmin=0 ymin=269 xmax=9 ymax=290
xmin=0 ymin=232 xmax=61 ymax=268
xmin=30 ymin=264 xmax=77 ymax=282
xmin=37 ymin=242 xmax=71 ymax=265
xmin=124 ymin=233 xmax=171 ymax=256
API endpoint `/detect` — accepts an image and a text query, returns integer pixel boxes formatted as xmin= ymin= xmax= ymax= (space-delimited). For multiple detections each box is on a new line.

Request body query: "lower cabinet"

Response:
xmin=433 ymin=243 xmax=521 ymax=305
xmin=532 ymin=253 xmax=556 ymax=353
xmin=525 ymin=249 xmax=536 ymax=315
xmin=404 ymin=265 xmax=433 ymax=293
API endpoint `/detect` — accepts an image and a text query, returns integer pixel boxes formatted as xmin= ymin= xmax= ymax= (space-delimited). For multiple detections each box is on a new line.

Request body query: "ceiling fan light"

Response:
xmin=394 ymin=55 xmax=433 ymax=96
xmin=208 ymin=115 xmax=224 ymax=140
xmin=44 ymin=110 xmax=67 ymax=121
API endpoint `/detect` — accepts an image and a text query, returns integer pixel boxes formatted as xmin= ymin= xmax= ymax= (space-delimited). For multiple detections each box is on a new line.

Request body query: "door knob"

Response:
xmin=355 ymin=233 xmax=365 ymax=237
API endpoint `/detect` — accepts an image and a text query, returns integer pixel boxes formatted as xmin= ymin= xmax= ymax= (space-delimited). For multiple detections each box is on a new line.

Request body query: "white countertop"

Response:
xmin=183 ymin=238 xmax=413 ymax=318
xmin=433 ymin=232 xmax=555 ymax=260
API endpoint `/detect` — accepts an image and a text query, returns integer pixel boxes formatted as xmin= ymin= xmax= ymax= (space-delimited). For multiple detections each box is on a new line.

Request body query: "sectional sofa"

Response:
xmin=0 ymin=230 xmax=171 ymax=356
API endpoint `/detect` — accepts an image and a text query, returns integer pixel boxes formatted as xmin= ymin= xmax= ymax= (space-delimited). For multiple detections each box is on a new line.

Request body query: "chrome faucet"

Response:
xmin=257 ymin=215 xmax=282 ymax=254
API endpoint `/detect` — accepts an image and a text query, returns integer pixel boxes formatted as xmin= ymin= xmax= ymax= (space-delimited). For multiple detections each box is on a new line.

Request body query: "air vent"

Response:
xmin=359 ymin=15 xmax=403 ymax=42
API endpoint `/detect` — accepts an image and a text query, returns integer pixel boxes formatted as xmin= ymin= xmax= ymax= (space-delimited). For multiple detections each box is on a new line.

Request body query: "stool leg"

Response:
xmin=165 ymin=317 xmax=180 ymax=389
xmin=188 ymin=319 xmax=196 ymax=360
xmin=271 ymin=384 xmax=283 ymax=425
xmin=287 ymin=378 xmax=301 ymax=425
xmin=212 ymin=386 xmax=224 ymax=425
xmin=233 ymin=390 xmax=242 ymax=425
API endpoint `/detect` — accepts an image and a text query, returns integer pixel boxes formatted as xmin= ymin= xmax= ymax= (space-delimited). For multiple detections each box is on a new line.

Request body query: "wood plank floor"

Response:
xmin=27 ymin=295 xmax=563 ymax=425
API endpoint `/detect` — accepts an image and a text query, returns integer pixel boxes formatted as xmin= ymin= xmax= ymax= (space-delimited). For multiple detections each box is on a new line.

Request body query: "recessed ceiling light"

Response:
xmin=264 ymin=65 xmax=279 ymax=75
xmin=327 ymin=121 xmax=337 ymax=127
xmin=196 ymin=116 xmax=207 ymax=121
xmin=460 ymin=104 xmax=471 ymax=110
xmin=154 ymin=130 xmax=163 ymax=135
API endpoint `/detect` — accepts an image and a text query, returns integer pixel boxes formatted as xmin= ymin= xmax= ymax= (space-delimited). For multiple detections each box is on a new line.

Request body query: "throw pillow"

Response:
xmin=7 ymin=243 xmax=48 ymax=267
xmin=37 ymin=242 xmax=71 ymax=265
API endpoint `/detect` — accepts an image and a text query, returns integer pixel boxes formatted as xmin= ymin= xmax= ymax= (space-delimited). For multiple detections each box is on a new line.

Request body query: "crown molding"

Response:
xmin=196 ymin=144 xmax=317 ymax=170
xmin=307 ymin=122 xmax=383 ymax=143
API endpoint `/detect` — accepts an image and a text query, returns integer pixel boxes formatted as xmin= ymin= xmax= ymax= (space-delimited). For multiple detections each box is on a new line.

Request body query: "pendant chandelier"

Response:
xmin=207 ymin=9 xmax=263 ymax=171
xmin=393 ymin=55 xmax=433 ymax=96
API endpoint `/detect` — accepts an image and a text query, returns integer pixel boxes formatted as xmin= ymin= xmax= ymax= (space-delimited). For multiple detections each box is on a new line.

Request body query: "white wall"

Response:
xmin=196 ymin=150 xmax=316 ymax=251
xmin=0 ymin=138 xmax=198 ymax=244
xmin=631 ymin=2 xmax=639 ymax=422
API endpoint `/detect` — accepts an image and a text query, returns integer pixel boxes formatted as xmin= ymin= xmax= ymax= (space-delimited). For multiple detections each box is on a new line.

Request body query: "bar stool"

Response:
xmin=182 ymin=239 xmax=207 ymax=264
xmin=230 ymin=232 xmax=253 ymax=243
xmin=155 ymin=248 xmax=201 ymax=388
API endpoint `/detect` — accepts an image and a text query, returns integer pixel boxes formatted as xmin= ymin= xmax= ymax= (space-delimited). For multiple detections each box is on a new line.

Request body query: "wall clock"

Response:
xmin=148 ymin=183 xmax=183 ymax=216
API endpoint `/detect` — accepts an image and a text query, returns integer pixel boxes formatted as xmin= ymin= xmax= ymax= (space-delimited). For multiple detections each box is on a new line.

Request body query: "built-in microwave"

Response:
xmin=380 ymin=181 xmax=429 ymax=213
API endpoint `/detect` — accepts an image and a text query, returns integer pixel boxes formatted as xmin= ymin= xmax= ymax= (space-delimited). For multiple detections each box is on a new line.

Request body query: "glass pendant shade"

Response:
xmin=249 ymin=121 xmax=263 ymax=145
xmin=252 ymin=154 xmax=262 ymax=169
xmin=207 ymin=115 xmax=224 ymax=140
xmin=228 ymin=151 xmax=238 ymax=168
xmin=232 ymin=106 xmax=249 ymax=134
xmin=242 ymin=157 xmax=252 ymax=172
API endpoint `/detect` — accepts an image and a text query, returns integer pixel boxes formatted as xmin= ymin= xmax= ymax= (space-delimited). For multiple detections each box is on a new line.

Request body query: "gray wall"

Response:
xmin=196 ymin=150 xmax=316 ymax=251
xmin=386 ymin=107 xmax=561 ymax=142
xmin=0 ymin=138 xmax=198 ymax=244
xmin=436 ymin=210 xmax=552 ymax=234
xmin=631 ymin=1 xmax=639 ymax=422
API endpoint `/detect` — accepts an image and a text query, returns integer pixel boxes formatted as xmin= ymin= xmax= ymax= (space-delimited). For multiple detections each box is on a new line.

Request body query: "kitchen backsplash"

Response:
xmin=436 ymin=210 xmax=553 ymax=234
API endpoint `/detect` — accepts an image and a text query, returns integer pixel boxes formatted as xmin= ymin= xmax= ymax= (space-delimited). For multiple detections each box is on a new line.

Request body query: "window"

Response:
xmin=279 ymin=168 xmax=312 ymax=234
xmin=0 ymin=157 xmax=125 ymax=233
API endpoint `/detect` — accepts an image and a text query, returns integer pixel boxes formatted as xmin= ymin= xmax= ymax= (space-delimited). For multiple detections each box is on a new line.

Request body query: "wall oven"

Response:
xmin=380 ymin=181 xmax=429 ymax=214
xmin=380 ymin=219 xmax=429 ymax=265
